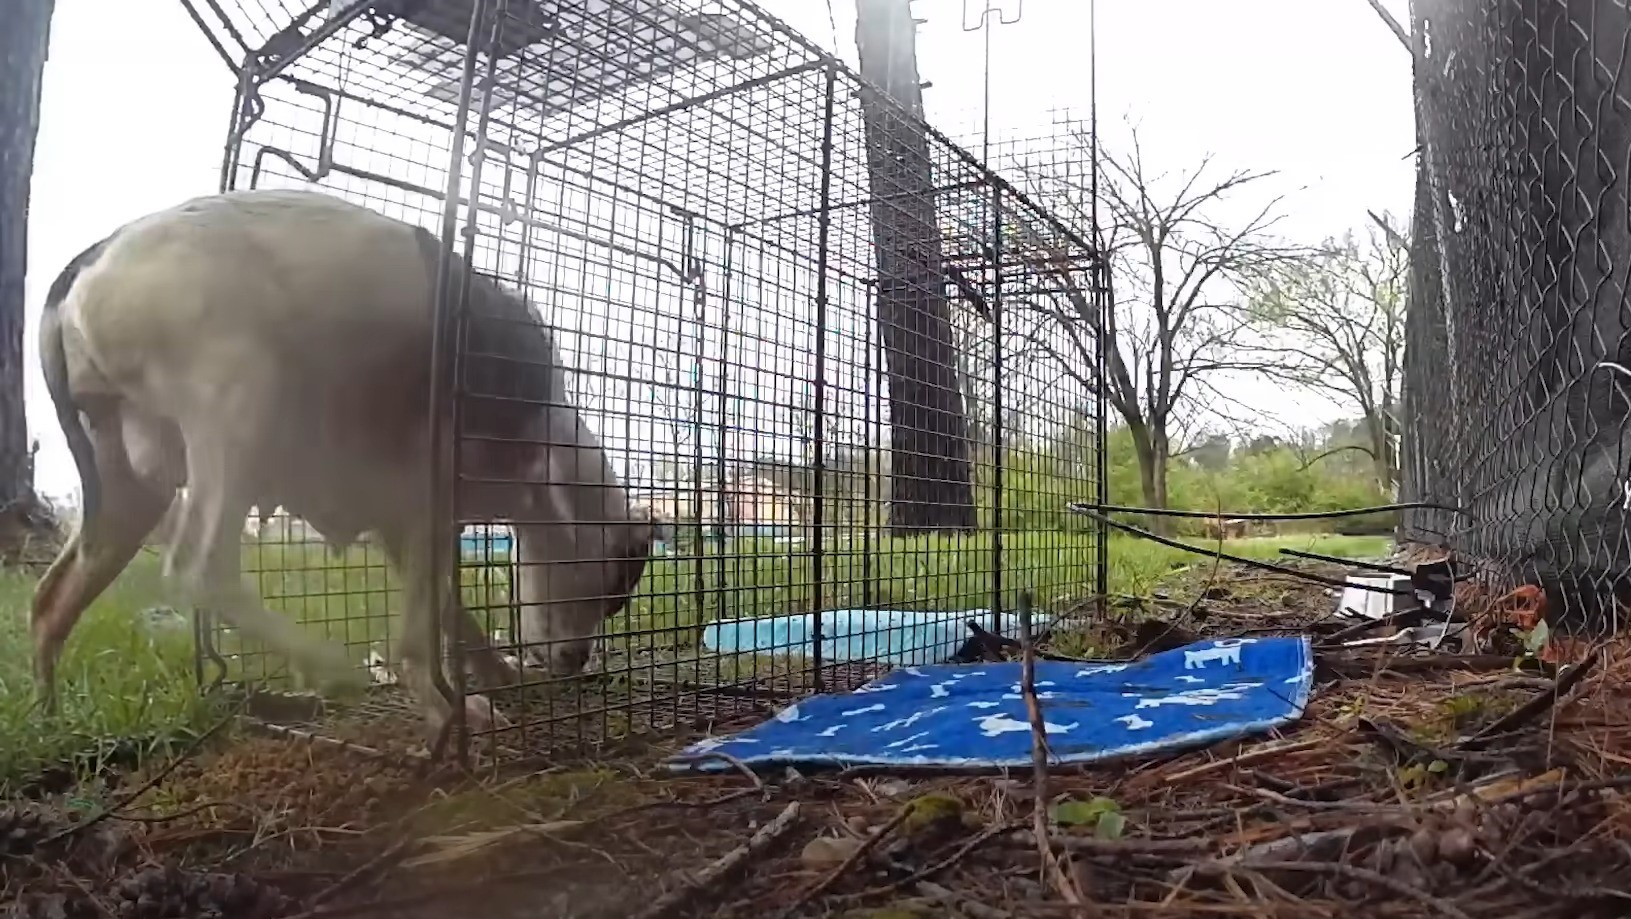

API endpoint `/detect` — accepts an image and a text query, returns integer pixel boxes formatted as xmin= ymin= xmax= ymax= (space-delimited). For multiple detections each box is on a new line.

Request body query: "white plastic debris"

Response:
xmin=365 ymin=647 xmax=397 ymax=685
xmin=1335 ymin=574 xmax=1411 ymax=620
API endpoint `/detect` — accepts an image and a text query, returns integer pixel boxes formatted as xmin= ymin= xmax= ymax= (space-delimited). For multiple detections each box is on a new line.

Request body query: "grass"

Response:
xmin=0 ymin=530 xmax=1390 ymax=786
xmin=0 ymin=552 xmax=211 ymax=791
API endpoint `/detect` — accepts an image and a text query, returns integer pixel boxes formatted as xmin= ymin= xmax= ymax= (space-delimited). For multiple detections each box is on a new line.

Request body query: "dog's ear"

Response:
xmin=599 ymin=508 xmax=656 ymax=621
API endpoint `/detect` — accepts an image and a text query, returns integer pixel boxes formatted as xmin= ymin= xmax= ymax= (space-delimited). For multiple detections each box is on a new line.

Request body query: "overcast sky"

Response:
xmin=24 ymin=0 xmax=1415 ymax=502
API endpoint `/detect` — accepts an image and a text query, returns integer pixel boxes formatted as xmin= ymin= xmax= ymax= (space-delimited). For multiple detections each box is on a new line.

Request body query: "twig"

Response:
xmin=1193 ymin=859 xmax=1474 ymax=919
xmin=1214 ymin=826 xmax=1388 ymax=866
xmin=846 ymin=819 xmax=1021 ymax=901
xmin=782 ymin=806 xmax=910 ymax=912
xmin=1458 ymin=649 xmax=1601 ymax=749
xmin=1489 ymin=853 xmax=1631 ymax=903
xmin=1162 ymin=738 xmax=1324 ymax=784
xmin=1431 ymin=767 xmax=1567 ymax=811
xmin=58 ymin=870 xmax=117 ymax=919
xmin=1358 ymin=717 xmax=1517 ymax=768
xmin=243 ymin=719 xmax=406 ymax=762
xmin=1227 ymin=785 xmax=1432 ymax=816
xmin=1369 ymin=209 xmax=1410 ymax=251
xmin=1320 ymin=651 xmax=1519 ymax=677
xmin=1318 ymin=606 xmax=1436 ymax=646
xmin=277 ymin=868 xmax=581 ymax=919
xmin=664 ymin=750 xmax=767 ymax=792
xmin=1013 ymin=832 xmax=1215 ymax=856
xmin=631 ymin=801 xmax=801 ymax=919
xmin=309 ymin=836 xmax=416 ymax=907
xmin=915 ymin=878 xmax=1014 ymax=919
xmin=104 ymin=800 xmax=251 ymax=824
xmin=1019 ymin=593 xmax=1085 ymax=906
xmin=1360 ymin=0 xmax=1413 ymax=52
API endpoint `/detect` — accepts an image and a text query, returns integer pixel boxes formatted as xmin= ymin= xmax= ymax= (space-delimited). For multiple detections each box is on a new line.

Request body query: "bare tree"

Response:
xmin=1246 ymin=213 xmax=1408 ymax=494
xmin=1005 ymin=125 xmax=1305 ymax=532
xmin=0 ymin=0 xmax=56 ymax=560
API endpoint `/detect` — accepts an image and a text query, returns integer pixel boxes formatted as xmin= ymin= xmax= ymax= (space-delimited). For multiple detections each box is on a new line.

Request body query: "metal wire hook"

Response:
xmin=962 ymin=0 xmax=1023 ymax=31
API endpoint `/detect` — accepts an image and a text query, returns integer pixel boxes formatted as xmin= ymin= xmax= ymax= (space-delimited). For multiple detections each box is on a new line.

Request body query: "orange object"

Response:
xmin=1470 ymin=583 xmax=1550 ymax=655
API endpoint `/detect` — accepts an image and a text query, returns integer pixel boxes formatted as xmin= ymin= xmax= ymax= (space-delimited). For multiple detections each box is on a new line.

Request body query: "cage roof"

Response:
xmin=192 ymin=0 xmax=774 ymax=123
xmin=186 ymin=0 xmax=1099 ymax=262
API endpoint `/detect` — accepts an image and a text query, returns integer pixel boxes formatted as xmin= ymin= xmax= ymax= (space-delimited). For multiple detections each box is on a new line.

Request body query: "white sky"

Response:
xmin=25 ymin=0 xmax=1416 ymax=503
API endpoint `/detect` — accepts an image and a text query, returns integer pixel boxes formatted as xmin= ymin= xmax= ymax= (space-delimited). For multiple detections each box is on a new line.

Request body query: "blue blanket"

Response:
xmin=668 ymin=635 xmax=1314 ymax=771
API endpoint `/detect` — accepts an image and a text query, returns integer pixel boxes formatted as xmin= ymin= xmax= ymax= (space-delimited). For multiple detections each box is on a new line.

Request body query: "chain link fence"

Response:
xmin=1400 ymin=0 xmax=1631 ymax=629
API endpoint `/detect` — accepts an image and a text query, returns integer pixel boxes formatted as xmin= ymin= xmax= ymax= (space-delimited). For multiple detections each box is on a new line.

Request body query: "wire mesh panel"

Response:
xmin=1400 ymin=0 xmax=1631 ymax=630
xmin=953 ymin=113 xmax=1109 ymax=605
xmin=189 ymin=0 xmax=1104 ymax=765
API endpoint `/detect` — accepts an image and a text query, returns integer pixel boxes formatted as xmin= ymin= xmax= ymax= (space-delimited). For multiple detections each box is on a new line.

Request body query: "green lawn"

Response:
xmin=0 ymin=530 xmax=1390 ymax=786
xmin=0 ymin=550 xmax=208 ymax=791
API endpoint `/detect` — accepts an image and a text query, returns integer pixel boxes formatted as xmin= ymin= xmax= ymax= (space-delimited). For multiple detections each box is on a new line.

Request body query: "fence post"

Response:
xmin=811 ymin=64 xmax=838 ymax=692
xmin=683 ymin=215 xmax=708 ymax=678
xmin=991 ymin=184 xmax=1005 ymax=629
xmin=714 ymin=229 xmax=735 ymax=627
xmin=427 ymin=0 xmax=501 ymax=767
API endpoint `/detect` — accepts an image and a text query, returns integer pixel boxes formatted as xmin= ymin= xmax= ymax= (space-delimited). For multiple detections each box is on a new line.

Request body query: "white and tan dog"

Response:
xmin=32 ymin=188 xmax=653 ymax=738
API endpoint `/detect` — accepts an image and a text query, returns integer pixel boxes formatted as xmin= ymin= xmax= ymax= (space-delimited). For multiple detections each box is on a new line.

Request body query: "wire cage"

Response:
xmin=1399 ymin=0 xmax=1631 ymax=634
xmin=182 ymin=0 xmax=1105 ymax=767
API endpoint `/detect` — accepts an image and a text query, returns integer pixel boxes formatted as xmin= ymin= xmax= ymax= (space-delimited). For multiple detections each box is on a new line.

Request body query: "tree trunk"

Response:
xmin=1152 ymin=431 xmax=1170 ymax=504
xmin=1128 ymin=421 xmax=1171 ymax=536
xmin=1365 ymin=411 xmax=1393 ymax=496
xmin=1151 ymin=425 xmax=1172 ymax=536
xmin=0 ymin=0 xmax=56 ymax=563
xmin=853 ymin=0 xmax=976 ymax=536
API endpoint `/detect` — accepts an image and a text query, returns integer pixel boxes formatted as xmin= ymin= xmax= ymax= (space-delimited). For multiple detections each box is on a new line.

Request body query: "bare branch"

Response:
xmin=1299 ymin=444 xmax=1378 ymax=471
xmin=1360 ymin=0 xmax=1412 ymax=53
xmin=1367 ymin=208 xmax=1409 ymax=252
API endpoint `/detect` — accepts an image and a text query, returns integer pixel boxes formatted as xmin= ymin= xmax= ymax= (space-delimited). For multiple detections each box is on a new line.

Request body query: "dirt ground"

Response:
xmin=6 ymin=558 xmax=1631 ymax=919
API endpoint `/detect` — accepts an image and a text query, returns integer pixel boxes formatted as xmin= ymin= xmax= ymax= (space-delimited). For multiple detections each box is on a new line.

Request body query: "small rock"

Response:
xmin=1393 ymin=856 xmax=1427 ymax=889
xmin=802 ymin=835 xmax=864 ymax=869
xmin=1438 ymin=826 xmax=1476 ymax=867
xmin=876 ymin=779 xmax=912 ymax=798
xmin=1408 ymin=827 xmax=1439 ymax=864
xmin=1429 ymin=861 xmax=1460 ymax=887
xmin=846 ymin=815 xmax=870 ymax=836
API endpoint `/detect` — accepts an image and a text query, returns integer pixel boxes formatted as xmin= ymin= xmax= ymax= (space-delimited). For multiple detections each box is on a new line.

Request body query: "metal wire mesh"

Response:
xmin=1399 ymin=0 xmax=1631 ymax=630
xmin=187 ymin=0 xmax=1105 ymax=766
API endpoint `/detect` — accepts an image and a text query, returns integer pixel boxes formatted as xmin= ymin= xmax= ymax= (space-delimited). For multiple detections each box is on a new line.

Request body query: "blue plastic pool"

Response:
xmin=701 ymin=608 xmax=1058 ymax=666
xmin=460 ymin=526 xmax=513 ymax=558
